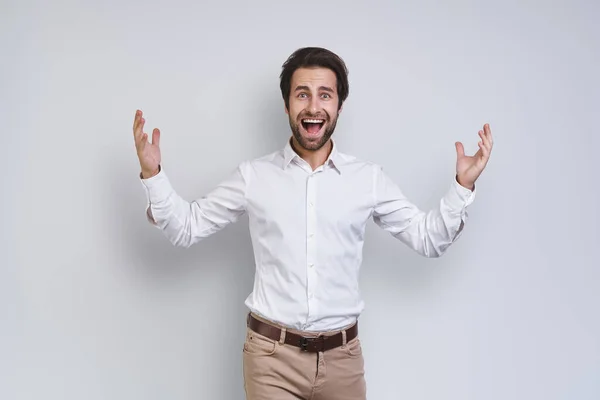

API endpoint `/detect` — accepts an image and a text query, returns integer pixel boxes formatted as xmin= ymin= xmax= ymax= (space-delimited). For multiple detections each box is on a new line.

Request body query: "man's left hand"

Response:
xmin=454 ymin=123 xmax=494 ymax=191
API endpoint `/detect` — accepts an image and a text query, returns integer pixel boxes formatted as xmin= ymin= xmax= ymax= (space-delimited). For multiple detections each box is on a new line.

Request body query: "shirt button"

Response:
xmin=309 ymin=202 xmax=314 ymax=207
xmin=309 ymin=263 xmax=314 ymax=268
xmin=308 ymin=233 xmax=314 ymax=239
xmin=308 ymin=293 xmax=314 ymax=299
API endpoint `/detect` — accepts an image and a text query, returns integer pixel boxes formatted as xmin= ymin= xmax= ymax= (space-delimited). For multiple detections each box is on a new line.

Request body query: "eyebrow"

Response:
xmin=294 ymin=85 xmax=335 ymax=93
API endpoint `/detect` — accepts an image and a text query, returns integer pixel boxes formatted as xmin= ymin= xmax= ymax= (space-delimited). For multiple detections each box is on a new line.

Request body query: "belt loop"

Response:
xmin=279 ymin=327 xmax=286 ymax=345
xmin=341 ymin=329 xmax=347 ymax=348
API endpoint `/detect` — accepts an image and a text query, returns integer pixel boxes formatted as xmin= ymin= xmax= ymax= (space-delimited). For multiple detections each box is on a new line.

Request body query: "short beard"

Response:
xmin=289 ymin=111 xmax=338 ymax=152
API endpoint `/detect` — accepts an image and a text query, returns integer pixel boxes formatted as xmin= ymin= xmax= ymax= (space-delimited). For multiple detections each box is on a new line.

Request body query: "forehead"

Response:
xmin=291 ymin=67 xmax=337 ymax=89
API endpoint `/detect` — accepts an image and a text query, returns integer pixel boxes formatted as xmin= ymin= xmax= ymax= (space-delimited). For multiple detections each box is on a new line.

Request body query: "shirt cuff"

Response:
xmin=139 ymin=165 xmax=175 ymax=204
xmin=444 ymin=176 xmax=476 ymax=211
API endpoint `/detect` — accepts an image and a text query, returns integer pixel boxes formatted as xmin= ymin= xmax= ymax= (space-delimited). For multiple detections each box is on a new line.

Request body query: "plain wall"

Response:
xmin=2 ymin=0 xmax=599 ymax=399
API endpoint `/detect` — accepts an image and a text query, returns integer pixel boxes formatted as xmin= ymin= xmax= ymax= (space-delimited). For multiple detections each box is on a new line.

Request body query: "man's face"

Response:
xmin=285 ymin=67 xmax=341 ymax=152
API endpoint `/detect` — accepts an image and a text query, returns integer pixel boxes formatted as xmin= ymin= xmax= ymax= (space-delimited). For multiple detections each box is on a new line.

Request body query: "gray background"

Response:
xmin=2 ymin=0 xmax=599 ymax=399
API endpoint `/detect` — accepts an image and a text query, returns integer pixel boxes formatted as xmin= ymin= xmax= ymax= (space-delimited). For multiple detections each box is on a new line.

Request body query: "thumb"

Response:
xmin=455 ymin=141 xmax=464 ymax=158
xmin=152 ymin=128 xmax=161 ymax=147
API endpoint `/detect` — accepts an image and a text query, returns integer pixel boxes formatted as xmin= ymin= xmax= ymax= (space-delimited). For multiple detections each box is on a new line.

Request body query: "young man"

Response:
xmin=132 ymin=47 xmax=493 ymax=399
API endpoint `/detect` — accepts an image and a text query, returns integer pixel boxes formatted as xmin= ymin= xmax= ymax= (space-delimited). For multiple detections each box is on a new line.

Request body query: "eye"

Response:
xmin=298 ymin=93 xmax=308 ymax=99
xmin=321 ymin=93 xmax=331 ymax=99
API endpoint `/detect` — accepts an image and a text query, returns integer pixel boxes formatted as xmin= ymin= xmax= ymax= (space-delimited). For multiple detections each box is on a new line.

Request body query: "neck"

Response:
xmin=290 ymin=137 xmax=333 ymax=171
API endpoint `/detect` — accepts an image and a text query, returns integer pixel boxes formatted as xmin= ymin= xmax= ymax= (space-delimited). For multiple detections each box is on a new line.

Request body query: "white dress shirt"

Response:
xmin=139 ymin=138 xmax=476 ymax=331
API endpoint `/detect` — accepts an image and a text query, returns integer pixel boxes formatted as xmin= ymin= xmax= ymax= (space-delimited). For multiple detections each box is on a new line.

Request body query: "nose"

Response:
xmin=308 ymin=96 xmax=319 ymax=114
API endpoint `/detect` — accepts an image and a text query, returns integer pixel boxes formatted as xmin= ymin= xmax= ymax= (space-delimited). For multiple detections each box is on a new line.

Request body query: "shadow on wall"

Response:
xmin=108 ymin=75 xmax=291 ymax=292
xmin=111 ymin=81 xmax=290 ymax=283
xmin=104 ymin=150 xmax=255 ymax=398
xmin=247 ymin=73 xmax=295 ymax=156
xmin=103 ymin=111 xmax=261 ymax=292
xmin=112 ymin=164 xmax=254 ymax=283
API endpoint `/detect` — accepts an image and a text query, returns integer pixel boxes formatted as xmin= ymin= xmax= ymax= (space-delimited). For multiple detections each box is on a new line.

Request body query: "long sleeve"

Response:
xmin=371 ymin=165 xmax=475 ymax=258
xmin=139 ymin=162 xmax=248 ymax=248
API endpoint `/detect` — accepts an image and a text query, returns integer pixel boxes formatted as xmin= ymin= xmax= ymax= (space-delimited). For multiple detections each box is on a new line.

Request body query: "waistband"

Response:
xmin=246 ymin=313 xmax=358 ymax=353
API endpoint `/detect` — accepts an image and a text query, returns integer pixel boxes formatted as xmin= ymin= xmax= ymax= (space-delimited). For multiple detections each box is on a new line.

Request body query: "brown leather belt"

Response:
xmin=247 ymin=313 xmax=358 ymax=353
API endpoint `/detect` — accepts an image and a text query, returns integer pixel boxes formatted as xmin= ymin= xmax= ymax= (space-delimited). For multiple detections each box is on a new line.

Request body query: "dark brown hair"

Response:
xmin=279 ymin=47 xmax=349 ymax=111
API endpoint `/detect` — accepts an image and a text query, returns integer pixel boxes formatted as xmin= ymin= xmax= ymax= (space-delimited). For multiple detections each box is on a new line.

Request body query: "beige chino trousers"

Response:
xmin=243 ymin=313 xmax=367 ymax=399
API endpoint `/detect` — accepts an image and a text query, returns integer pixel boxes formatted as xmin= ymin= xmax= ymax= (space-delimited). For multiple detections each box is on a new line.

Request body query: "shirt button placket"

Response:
xmin=306 ymin=173 xmax=318 ymax=323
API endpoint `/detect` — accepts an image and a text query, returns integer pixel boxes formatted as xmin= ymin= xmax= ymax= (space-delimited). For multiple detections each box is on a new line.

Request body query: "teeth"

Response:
xmin=303 ymin=119 xmax=324 ymax=124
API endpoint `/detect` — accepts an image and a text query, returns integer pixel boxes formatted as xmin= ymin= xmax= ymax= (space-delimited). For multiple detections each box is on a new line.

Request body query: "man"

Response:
xmin=132 ymin=47 xmax=493 ymax=399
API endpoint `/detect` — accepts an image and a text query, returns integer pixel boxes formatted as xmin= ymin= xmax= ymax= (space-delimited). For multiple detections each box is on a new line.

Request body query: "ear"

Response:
xmin=284 ymin=103 xmax=289 ymax=115
xmin=338 ymin=103 xmax=344 ymax=114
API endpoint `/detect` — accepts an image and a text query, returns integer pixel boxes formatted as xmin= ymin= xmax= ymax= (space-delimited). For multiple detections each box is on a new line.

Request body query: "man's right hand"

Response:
xmin=133 ymin=109 xmax=161 ymax=179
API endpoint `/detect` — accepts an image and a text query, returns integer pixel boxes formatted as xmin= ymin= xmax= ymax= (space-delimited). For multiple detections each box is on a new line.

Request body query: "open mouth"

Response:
xmin=301 ymin=118 xmax=325 ymax=136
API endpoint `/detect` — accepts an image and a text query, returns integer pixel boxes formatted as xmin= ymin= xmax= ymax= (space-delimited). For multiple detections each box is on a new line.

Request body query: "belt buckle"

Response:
xmin=299 ymin=336 xmax=325 ymax=352
xmin=299 ymin=337 xmax=309 ymax=352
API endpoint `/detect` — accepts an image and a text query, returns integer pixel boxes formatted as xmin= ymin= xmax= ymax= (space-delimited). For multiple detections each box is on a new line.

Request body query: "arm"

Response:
xmin=131 ymin=109 xmax=248 ymax=248
xmin=372 ymin=123 xmax=493 ymax=257
xmin=372 ymin=165 xmax=475 ymax=258
xmin=139 ymin=162 xmax=248 ymax=248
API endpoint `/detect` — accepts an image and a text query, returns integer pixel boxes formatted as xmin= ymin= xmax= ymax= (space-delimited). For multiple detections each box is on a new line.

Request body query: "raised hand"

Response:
xmin=133 ymin=110 xmax=161 ymax=179
xmin=454 ymin=123 xmax=493 ymax=190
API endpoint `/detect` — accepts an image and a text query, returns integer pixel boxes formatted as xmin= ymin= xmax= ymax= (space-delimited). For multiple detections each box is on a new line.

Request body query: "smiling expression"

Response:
xmin=285 ymin=67 xmax=342 ymax=152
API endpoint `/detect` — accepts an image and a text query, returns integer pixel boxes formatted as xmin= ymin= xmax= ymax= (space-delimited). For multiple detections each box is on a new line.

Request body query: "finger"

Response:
xmin=135 ymin=117 xmax=146 ymax=146
xmin=138 ymin=132 xmax=148 ymax=152
xmin=478 ymin=130 xmax=488 ymax=150
xmin=133 ymin=114 xmax=143 ymax=139
xmin=478 ymin=140 xmax=489 ymax=159
xmin=152 ymin=128 xmax=161 ymax=147
xmin=455 ymin=142 xmax=465 ymax=158
xmin=133 ymin=110 xmax=144 ymax=137
xmin=133 ymin=109 xmax=142 ymax=130
xmin=483 ymin=123 xmax=493 ymax=147
xmin=134 ymin=118 xmax=147 ymax=150
xmin=479 ymin=129 xmax=492 ymax=153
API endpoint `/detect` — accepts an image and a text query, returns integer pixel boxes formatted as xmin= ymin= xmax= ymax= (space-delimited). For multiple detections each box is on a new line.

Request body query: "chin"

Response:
xmin=301 ymin=128 xmax=325 ymax=143
xmin=297 ymin=127 xmax=327 ymax=150
xmin=289 ymin=115 xmax=336 ymax=151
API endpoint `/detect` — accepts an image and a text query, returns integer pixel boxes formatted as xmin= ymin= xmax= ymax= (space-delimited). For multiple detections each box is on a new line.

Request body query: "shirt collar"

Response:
xmin=283 ymin=137 xmax=343 ymax=174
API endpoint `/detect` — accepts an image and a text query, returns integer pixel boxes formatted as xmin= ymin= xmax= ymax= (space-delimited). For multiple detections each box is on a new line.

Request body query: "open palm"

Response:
xmin=132 ymin=110 xmax=161 ymax=178
xmin=455 ymin=123 xmax=493 ymax=190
